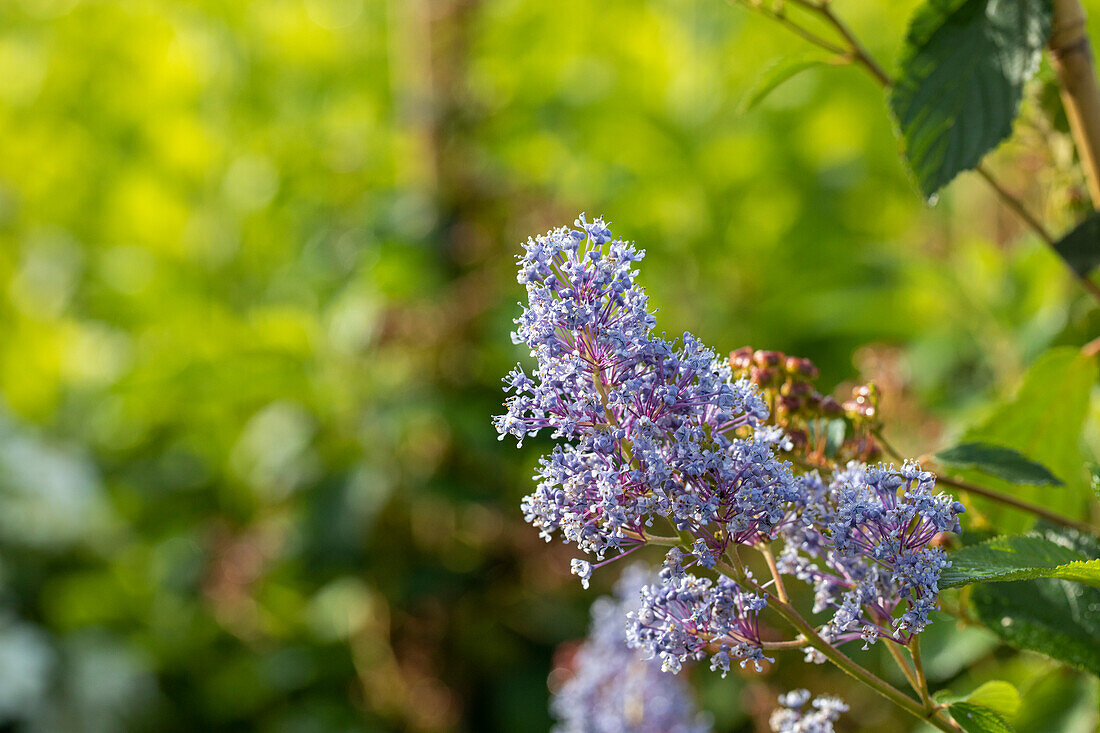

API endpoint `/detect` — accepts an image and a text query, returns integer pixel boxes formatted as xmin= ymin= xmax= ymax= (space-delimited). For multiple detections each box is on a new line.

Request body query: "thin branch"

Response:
xmin=717 ymin=552 xmax=961 ymax=732
xmin=936 ymin=474 xmax=1095 ymax=535
xmin=761 ymin=637 xmax=810 ymax=650
xmin=759 ymin=544 xmax=790 ymax=603
xmin=785 ymin=0 xmax=893 ymax=86
xmin=621 ymin=529 xmax=682 ymax=546
xmin=727 ymin=0 xmax=1100 ymax=303
xmin=978 ymin=166 xmax=1100 ymax=301
xmin=909 ymin=637 xmax=935 ymax=712
xmin=1050 ymin=0 xmax=1100 ymax=204
xmin=733 ymin=0 xmax=848 ymax=55
xmin=874 ymin=429 xmax=1095 ymax=534
xmin=885 ymin=640 xmax=922 ymax=698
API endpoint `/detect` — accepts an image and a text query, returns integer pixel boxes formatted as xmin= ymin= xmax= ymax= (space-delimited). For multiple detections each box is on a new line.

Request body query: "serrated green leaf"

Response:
xmin=738 ymin=57 xmax=830 ymax=114
xmin=949 ymin=702 xmax=1015 ymax=733
xmin=972 ymin=577 xmax=1100 ymax=677
xmin=941 ymin=534 xmax=1100 ymax=589
xmin=954 ymin=348 xmax=1096 ymax=533
xmin=968 ymin=527 xmax=1100 ymax=675
xmin=890 ymin=0 xmax=1051 ymax=197
xmin=1052 ymin=213 xmax=1100 ymax=278
xmin=935 ymin=681 xmax=1020 ymax=719
xmin=935 ymin=442 xmax=1064 ymax=486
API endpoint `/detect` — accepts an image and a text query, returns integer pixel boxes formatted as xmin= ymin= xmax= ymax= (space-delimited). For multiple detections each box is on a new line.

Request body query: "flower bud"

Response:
xmin=781 ymin=380 xmax=813 ymax=398
xmin=730 ymin=346 xmax=754 ymax=371
xmin=753 ymin=350 xmax=785 ymax=368
xmin=750 ymin=366 xmax=777 ymax=386
xmin=785 ymin=356 xmax=819 ymax=380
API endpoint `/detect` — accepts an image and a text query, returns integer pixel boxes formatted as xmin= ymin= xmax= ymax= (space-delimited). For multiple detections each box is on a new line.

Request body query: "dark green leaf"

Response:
xmin=940 ymin=534 xmax=1100 ymax=589
xmin=738 ymin=57 xmax=830 ymax=114
xmin=935 ymin=442 xmax=1063 ymax=486
xmin=949 ymin=702 xmax=1014 ymax=733
xmin=970 ymin=527 xmax=1100 ymax=682
xmin=972 ymin=576 xmax=1100 ymax=677
xmin=1053 ymin=213 xmax=1100 ymax=278
xmin=890 ymin=0 xmax=1051 ymax=197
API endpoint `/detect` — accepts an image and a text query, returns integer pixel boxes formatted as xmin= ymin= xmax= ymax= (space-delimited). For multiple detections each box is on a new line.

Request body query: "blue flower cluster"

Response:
xmin=495 ymin=216 xmax=799 ymax=578
xmin=768 ymin=689 xmax=847 ymax=733
xmin=778 ymin=461 xmax=964 ymax=646
xmin=551 ymin=565 xmax=712 ymax=733
xmin=625 ymin=549 xmax=771 ymax=675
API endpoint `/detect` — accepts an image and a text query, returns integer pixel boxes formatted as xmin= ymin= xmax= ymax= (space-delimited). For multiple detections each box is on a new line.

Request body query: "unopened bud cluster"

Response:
xmin=497 ymin=217 xmax=963 ymax=729
xmin=729 ymin=347 xmax=882 ymax=464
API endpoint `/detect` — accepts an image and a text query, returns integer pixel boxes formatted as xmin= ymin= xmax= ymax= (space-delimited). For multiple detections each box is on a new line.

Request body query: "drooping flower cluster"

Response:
xmin=778 ymin=461 xmax=964 ymax=646
xmin=551 ymin=565 xmax=712 ymax=733
xmin=495 ymin=215 xmax=799 ymax=581
xmin=625 ymin=549 xmax=771 ymax=675
xmin=768 ymin=689 xmax=847 ymax=733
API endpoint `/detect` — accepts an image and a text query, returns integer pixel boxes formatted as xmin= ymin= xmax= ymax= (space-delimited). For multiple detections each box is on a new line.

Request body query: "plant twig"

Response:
xmin=885 ymin=640 xmax=922 ymax=697
xmin=729 ymin=0 xmax=1100 ymax=302
xmin=716 ymin=553 xmax=961 ymax=732
xmin=759 ymin=543 xmax=790 ymax=603
xmin=978 ymin=165 xmax=1100 ymax=301
xmin=766 ymin=591 xmax=960 ymax=731
xmin=620 ymin=529 xmax=682 ymax=546
xmin=785 ymin=0 xmax=893 ymax=86
xmin=873 ymin=428 xmax=1095 ymax=534
xmin=935 ymin=474 xmax=1095 ymax=534
xmin=909 ymin=637 xmax=935 ymax=712
xmin=732 ymin=0 xmax=848 ymax=55
xmin=1050 ymin=0 xmax=1100 ymax=205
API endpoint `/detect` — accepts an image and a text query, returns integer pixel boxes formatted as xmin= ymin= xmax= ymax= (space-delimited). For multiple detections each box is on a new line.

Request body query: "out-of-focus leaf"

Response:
xmin=954 ymin=348 xmax=1096 ymax=533
xmin=1014 ymin=670 xmax=1099 ymax=733
xmin=1088 ymin=463 xmax=1100 ymax=502
xmin=966 ymin=681 xmax=1021 ymax=719
xmin=935 ymin=680 xmax=1020 ymax=719
xmin=738 ymin=57 xmax=831 ymax=114
xmin=948 ymin=702 xmax=1014 ymax=733
xmin=935 ymin=442 xmax=1063 ymax=486
xmin=1052 ymin=213 xmax=1100 ymax=278
xmin=890 ymin=0 xmax=1051 ymax=197
xmin=824 ymin=418 xmax=846 ymax=459
xmin=940 ymin=534 xmax=1100 ymax=589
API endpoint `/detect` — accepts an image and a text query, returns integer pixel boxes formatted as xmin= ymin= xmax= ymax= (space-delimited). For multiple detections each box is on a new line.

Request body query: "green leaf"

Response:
xmin=954 ymin=348 xmax=1096 ymax=533
xmin=935 ymin=681 xmax=1020 ymax=719
xmin=949 ymin=702 xmax=1014 ymax=733
xmin=1053 ymin=213 xmax=1100 ymax=278
xmin=889 ymin=0 xmax=1052 ymax=197
xmin=966 ymin=681 xmax=1021 ymax=719
xmin=972 ymin=576 xmax=1100 ymax=677
xmin=824 ymin=418 xmax=846 ymax=459
xmin=737 ymin=57 xmax=829 ymax=114
xmin=940 ymin=534 xmax=1100 ymax=589
xmin=935 ymin=442 xmax=1064 ymax=486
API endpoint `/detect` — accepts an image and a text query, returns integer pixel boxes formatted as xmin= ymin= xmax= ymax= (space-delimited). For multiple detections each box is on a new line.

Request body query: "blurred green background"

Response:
xmin=0 ymin=0 xmax=1097 ymax=730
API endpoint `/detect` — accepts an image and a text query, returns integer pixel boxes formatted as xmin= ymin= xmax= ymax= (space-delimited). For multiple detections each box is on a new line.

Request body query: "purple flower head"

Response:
xmin=777 ymin=461 xmax=963 ymax=645
xmin=769 ymin=689 xmax=847 ymax=733
xmin=497 ymin=217 xmax=799 ymax=580
xmin=551 ymin=565 xmax=712 ymax=733
xmin=624 ymin=550 xmax=772 ymax=676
